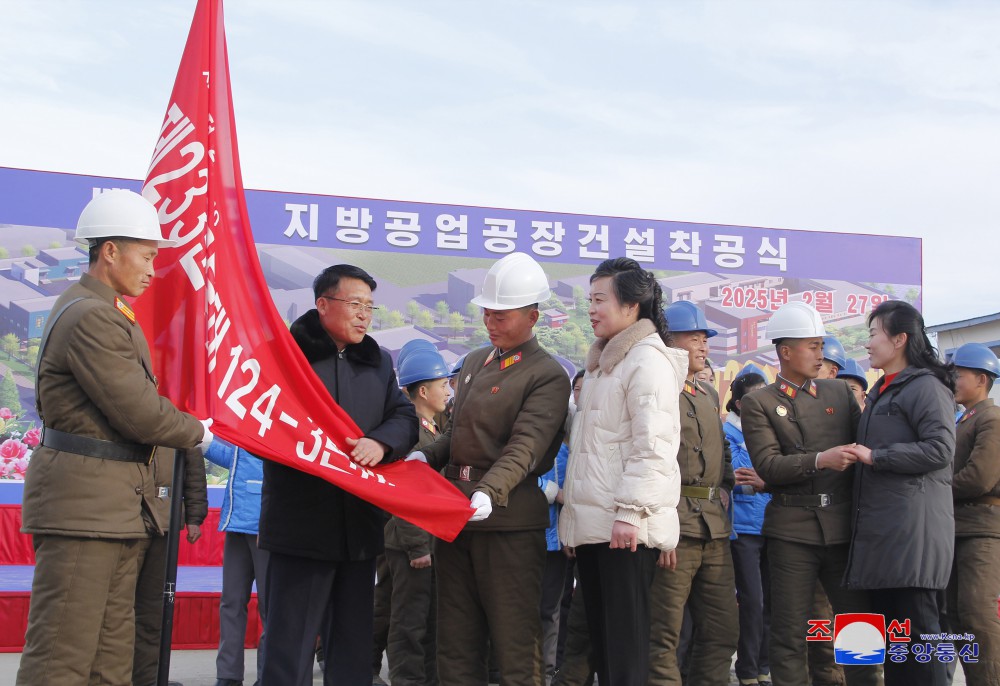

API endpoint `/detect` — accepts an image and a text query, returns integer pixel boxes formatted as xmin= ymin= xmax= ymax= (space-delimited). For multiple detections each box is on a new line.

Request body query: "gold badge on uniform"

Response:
xmin=775 ymin=405 xmax=788 ymax=417
xmin=114 ymin=297 xmax=136 ymax=324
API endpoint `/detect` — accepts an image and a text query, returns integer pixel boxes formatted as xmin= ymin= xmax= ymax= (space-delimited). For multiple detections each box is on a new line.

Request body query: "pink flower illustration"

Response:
xmin=11 ymin=457 xmax=29 ymax=479
xmin=0 ymin=439 xmax=27 ymax=460
xmin=22 ymin=427 xmax=41 ymax=448
xmin=0 ymin=408 xmax=13 ymax=420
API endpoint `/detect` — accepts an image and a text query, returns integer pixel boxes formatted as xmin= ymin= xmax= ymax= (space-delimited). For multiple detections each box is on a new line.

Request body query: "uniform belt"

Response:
xmin=680 ymin=485 xmax=721 ymax=500
xmin=444 ymin=464 xmax=489 ymax=482
xmin=41 ymin=428 xmax=156 ymax=464
xmin=775 ymin=492 xmax=849 ymax=508
xmin=957 ymin=495 xmax=1000 ymax=507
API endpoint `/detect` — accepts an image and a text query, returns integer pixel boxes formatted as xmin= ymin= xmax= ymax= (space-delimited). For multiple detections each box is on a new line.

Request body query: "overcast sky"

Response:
xmin=2 ymin=0 xmax=998 ymax=325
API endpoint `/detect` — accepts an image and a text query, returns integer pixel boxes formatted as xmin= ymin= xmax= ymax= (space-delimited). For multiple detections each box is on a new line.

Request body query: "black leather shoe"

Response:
xmin=214 ymin=680 xmax=242 ymax=686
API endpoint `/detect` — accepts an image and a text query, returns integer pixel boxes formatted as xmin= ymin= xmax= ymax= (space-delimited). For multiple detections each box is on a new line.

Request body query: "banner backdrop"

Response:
xmin=131 ymin=0 xmax=472 ymax=542
xmin=0 ymin=38 xmax=922 ymax=495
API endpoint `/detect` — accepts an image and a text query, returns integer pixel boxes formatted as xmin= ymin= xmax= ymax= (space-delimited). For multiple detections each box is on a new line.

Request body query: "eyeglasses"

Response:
xmin=319 ymin=296 xmax=379 ymax=314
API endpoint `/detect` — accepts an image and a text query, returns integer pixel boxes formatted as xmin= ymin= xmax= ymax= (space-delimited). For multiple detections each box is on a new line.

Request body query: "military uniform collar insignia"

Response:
xmin=114 ymin=297 xmax=136 ymax=324
xmin=959 ymin=408 xmax=977 ymax=423
xmin=776 ymin=375 xmax=817 ymax=399
xmin=500 ymin=351 xmax=522 ymax=370
xmin=420 ymin=416 xmax=438 ymax=434
xmin=683 ymin=380 xmax=699 ymax=396
xmin=776 ymin=378 xmax=797 ymax=399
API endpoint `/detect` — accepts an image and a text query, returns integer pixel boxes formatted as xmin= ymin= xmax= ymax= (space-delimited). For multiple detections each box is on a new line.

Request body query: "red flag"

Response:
xmin=135 ymin=0 xmax=471 ymax=541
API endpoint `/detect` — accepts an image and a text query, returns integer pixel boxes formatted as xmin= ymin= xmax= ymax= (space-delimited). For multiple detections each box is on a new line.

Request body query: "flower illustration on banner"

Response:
xmin=22 ymin=427 xmax=41 ymax=448
xmin=0 ymin=408 xmax=36 ymax=480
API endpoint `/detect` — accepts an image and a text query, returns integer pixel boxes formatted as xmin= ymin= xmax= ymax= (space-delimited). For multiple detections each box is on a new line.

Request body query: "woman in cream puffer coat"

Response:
xmin=559 ymin=257 xmax=686 ymax=686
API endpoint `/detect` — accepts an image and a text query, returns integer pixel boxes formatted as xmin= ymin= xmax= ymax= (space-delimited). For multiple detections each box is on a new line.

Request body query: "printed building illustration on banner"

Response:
xmin=0 ymin=166 xmax=921 ymax=459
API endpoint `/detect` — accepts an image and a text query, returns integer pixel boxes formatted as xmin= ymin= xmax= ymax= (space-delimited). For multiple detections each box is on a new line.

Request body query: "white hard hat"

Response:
xmin=75 ymin=189 xmax=176 ymax=247
xmin=767 ymin=301 xmax=827 ymax=342
xmin=471 ymin=252 xmax=551 ymax=310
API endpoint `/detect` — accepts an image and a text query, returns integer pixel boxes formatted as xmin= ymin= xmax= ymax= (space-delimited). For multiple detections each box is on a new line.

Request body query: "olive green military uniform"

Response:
xmin=946 ymin=399 xmax=1000 ymax=686
xmin=809 ymin=583 xmax=845 ymax=686
xmin=132 ymin=448 xmax=208 ymax=686
xmin=384 ymin=416 xmax=440 ymax=686
xmin=741 ymin=377 xmax=880 ymax=686
xmin=17 ymin=274 xmax=205 ymax=686
xmin=422 ymin=337 xmax=569 ymax=686
xmin=649 ymin=379 xmax=738 ymax=686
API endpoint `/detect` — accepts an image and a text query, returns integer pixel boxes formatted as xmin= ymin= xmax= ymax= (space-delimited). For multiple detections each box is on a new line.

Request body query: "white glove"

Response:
xmin=405 ymin=451 xmax=427 ymax=463
xmin=540 ymin=478 xmax=559 ymax=505
xmin=469 ymin=491 xmax=493 ymax=522
xmin=197 ymin=418 xmax=214 ymax=451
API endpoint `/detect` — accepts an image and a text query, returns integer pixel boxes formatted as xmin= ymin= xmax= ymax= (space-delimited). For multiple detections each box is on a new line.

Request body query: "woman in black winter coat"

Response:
xmin=844 ymin=300 xmax=956 ymax=686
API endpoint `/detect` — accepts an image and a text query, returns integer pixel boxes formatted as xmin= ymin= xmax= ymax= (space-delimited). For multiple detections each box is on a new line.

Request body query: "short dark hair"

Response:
xmin=406 ymin=379 xmax=432 ymax=397
xmin=572 ymin=369 xmax=585 ymax=385
xmin=725 ymin=372 xmax=766 ymax=415
xmin=87 ymin=236 xmax=135 ymax=265
xmin=313 ymin=264 xmax=377 ymax=299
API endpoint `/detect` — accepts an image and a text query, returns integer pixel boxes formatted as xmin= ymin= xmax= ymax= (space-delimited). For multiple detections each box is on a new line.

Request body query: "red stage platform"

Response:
xmin=0 ymin=484 xmax=259 ymax=652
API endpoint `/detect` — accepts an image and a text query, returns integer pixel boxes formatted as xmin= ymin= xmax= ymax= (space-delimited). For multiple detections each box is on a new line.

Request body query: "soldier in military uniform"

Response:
xmin=384 ymin=347 xmax=453 ymax=686
xmin=808 ymin=335 xmax=851 ymax=686
xmin=946 ymin=343 xmax=1000 ymax=685
xmin=17 ymin=190 xmax=213 ymax=686
xmin=648 ymin=301 xmax=738 ymax=686
xmin=740 ymin=302 xmax=879 ymax=686
xmin=412 ymin=253 xmax=570 ymax=686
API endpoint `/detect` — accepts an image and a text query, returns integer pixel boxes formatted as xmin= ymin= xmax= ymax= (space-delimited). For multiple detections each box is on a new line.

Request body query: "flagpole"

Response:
xmin=157 ymin=450 xmax=187 ymax=686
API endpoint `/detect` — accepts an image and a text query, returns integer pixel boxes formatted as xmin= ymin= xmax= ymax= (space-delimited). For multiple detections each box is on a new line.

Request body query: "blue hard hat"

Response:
xmin=449 ymin=353 xmax=468 ymax=378
xmin=837 ymin=358 xmax=869 ymax=391
xmin=735 ymin=362 xmax=766 ymax=381
xmin=664 ymin=301 xmax=717 ymax=337
xmin=822 ymin=336 xmax=848 ymax=370
xmin=952 ymin=343 xmax=1000 ymax=377
xmin=398 ymin=349 xmax=451 ymax=386
xmin=397 ymin=339 xmax=438 ymax=369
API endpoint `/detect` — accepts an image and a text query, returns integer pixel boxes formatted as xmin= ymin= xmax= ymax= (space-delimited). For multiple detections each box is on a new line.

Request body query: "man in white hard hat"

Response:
xmin=412 ymin=252 xmax=570 ymax=686
xmin=17 ymin=189 xmax=213 ymax=686
xmin=739 ymin=301 xmax=879 ymax=686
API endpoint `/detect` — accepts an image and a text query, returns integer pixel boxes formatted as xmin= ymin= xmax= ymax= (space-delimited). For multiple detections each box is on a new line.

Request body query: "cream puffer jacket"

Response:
xmin=559 ymin=319 xmax=686 ymax=551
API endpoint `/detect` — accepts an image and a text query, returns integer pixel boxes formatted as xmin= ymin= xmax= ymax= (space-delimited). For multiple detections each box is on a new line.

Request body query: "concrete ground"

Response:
xmin=0 ymin=649 xmax=967 ymax=685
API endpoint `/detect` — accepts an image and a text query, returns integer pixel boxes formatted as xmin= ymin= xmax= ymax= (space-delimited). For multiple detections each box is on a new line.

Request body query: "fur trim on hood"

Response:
xmin=586 ymin=319 xmax=658 ymax=374
xmin=290 ymin=309 xmax=383 ymax=367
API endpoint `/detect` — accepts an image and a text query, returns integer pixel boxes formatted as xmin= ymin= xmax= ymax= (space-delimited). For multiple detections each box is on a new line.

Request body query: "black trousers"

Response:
xmin=574 ymin=543 xmax=657 ymax=686
xmin=261 ymin=552 xmax=376 ymax=686
xmin=870 ymin=587 xmax=948 ymax=686
xmin=730 ymin=533 xmax=770 ymax=681
xmin=540 ymin=550 xmax=571 ymax=678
